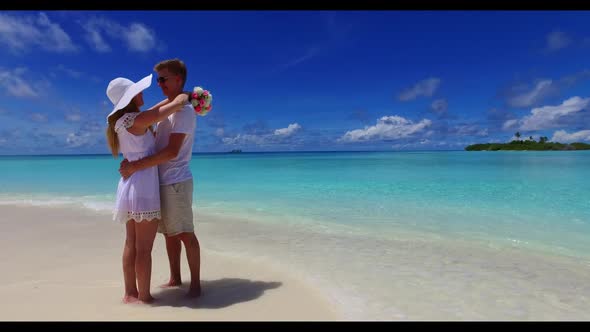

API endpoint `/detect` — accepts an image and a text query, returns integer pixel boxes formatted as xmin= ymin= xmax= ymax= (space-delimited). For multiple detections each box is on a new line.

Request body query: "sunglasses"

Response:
xmin=156 ymin=76 xmax=172 ymax=83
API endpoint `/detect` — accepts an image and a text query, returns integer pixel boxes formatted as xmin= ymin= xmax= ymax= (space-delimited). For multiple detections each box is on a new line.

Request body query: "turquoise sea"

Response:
xmin=2 ymin=151 xmax=589 ymax=258
xmin=2 ymin=151 xmax=590 ymax=319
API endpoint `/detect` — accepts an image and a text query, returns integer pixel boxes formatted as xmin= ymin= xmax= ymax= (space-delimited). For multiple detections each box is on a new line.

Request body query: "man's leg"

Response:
xmin=179 ymin=232 xmax=201 ymax=297
xmin=161 ymin=179 xmax=198 ymax=294
xmin=161 ymin=234 xmax=182 ymax=287
xmin=159 ymin=182 xmax=183 ymax=288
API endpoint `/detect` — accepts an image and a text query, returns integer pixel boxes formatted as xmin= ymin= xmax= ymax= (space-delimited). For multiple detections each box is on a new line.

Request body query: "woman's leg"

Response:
xmin=123 ymin=220 xmax=138 ymax=303
xmin=135 ymin=218 xmax=159 ymax=303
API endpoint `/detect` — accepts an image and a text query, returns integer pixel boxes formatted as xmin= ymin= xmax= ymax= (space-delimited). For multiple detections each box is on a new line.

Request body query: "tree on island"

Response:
xmin=465 ymin=133 xmax=590 ymax=151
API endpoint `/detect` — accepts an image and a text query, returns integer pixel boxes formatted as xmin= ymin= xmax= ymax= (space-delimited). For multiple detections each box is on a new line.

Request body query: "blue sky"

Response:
xmin=1 ymin=10 xmax=590 ymax=154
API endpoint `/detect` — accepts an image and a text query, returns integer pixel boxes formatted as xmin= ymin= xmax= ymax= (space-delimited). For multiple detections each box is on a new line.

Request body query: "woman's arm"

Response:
xmin=131 ymin=93 xmax=190 ymax=130
xmin=145 ymin=98 xmax=171 ymax=112
xmin=119 ymin=133 xmax=186 ymax=179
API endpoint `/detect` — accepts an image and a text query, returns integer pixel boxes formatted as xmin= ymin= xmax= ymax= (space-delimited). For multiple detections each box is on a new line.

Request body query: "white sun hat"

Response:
xmin=106 ymin=74 xmax=152 ymax=121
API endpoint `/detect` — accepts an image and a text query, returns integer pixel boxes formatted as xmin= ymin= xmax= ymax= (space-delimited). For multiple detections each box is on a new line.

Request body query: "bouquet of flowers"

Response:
xmin=190 ymin=86 xmax=212 ymax=116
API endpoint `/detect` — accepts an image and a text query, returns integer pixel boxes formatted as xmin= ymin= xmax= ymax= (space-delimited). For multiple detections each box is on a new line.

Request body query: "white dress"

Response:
xmin=113 ymin=112 xmax=161 ymax=224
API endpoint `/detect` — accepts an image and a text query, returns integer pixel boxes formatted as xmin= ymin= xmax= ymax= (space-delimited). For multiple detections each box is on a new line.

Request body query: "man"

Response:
xmin=119 ymin=58 xmax=201 ymax=297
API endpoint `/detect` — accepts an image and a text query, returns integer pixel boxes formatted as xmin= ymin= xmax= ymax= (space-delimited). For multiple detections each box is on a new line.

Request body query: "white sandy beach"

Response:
xmin=3 ymin=202 xmax=590 ymax=320
xmin=0 ymin=205 xmax=340 ymax=321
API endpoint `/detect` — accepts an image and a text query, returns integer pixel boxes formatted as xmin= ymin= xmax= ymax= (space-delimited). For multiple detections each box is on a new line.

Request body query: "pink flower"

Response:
xmin=205 ymin=105 xmax=211 ymax=111
xmin=195 ymin=105 xmax=202 ymax=113
xmin=203 ymin=91 xmax=209 ymax=96
xmin=199 ymin=99 xmax=205 ymax=106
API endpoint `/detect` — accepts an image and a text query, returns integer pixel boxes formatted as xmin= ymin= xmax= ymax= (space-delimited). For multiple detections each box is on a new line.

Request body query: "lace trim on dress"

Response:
xmin=114 ymin=209 xmax=161 ymax=223
xmin=115 ymin=113 xmax=139 ymax=133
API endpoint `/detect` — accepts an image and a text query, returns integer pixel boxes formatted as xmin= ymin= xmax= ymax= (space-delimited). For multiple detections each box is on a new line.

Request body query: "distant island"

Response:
xmin=466 ymin=133 xmax=590 ymax=151
xmin=229 ymin=149 xmax=242 ymax=153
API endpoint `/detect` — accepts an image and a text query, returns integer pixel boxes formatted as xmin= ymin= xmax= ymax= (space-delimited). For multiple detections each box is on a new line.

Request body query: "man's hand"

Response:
xmin=119 ymin=158 xmax=137 ymax=180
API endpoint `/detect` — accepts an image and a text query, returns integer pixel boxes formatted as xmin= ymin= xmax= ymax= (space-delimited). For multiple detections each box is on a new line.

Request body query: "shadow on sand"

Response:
xmin=150 ymin=278 xmax=282 ymax=309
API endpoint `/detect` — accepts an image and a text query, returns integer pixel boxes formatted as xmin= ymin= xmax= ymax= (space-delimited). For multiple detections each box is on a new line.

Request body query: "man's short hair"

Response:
xmin=154 ymin=58 xmax=187 ymax=88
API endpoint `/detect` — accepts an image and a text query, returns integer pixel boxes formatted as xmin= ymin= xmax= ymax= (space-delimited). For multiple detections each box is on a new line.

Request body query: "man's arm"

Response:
xmin=119 ymin=133 xmax=187 ymax=179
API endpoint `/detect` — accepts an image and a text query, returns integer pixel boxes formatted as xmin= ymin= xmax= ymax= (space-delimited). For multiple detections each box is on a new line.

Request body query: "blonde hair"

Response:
xmin=105 ymin=100 xmax=140 ymax=157
xmin=154 ymin=58 xmax=187 ymax=88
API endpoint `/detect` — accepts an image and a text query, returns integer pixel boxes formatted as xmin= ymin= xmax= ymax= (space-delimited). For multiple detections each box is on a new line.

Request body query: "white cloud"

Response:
xmin=559 ymin=69 xmax=590 ymax=87
xmin=81 ymin=17 xmax=157 ymax=53
xmin=507 ymin=80 xmax=554 ymax=108
xmin=391 ymin=139 xmax=461 ymax=150
xmin=519 ymin=96 xmax=589 ymax=131
xmin=398 ymin=78 xmax=441 ymax=101
xmin=30 ymin=113 xmax=48 ymax=122
xmin=338 ymin=115 xmax=432 ymax=142
xmin=455 ymin=125 xmax=488 ymax=137
xmin=36 ymin=13 xmax=78 ymax=52
xmin=551 ymin=129 xmax=590 ymax=143
xmin=81 ymin=17 xmax=116 ymax=52
xmin=0 ymin=67 xmax=37 ymax=98
xmin=66 ymin=132 xmax=93 ymax=148
xmin=278 ymin=47 xmax=320 ymax=71
xmin=502 ymin=71 xmax=590 ymax=109
xmin=215 ymin=128 xmax=225 ymax=137
xmin=83 ymin=23 xmax=111 ymax=52
xmin=431 ymin=99 xmax=448 ymax=114
xmin=274 ymin=123 xmax=301 ymax=137
xmin=546 ymin=30 xmax=571 ymax=51
xmin=125 ymin=23 xmax=156 ymax=52
xmin=0 ymin=12 xmax=77 ymax=53
xmin=222 ymin=134 xmax=266 ymax=146
xmin=55 ymin=64 xmax=83 ymax=79
xmin=65 ymin=113 xmax=81 ymax=122
xmin=502 ymin=119 xmax=519 ymax=130
xmin=223 ymin=123 xmax=303 ymax=146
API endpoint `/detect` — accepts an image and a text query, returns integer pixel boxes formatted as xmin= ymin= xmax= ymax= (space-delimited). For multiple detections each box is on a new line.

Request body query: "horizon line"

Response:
xmin=0 ymin=149 xmax=466 ymax=157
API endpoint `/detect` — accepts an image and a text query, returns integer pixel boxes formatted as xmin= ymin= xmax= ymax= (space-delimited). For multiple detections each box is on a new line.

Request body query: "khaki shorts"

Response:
xmin=158 ymin=178 xmax=194 ymax=236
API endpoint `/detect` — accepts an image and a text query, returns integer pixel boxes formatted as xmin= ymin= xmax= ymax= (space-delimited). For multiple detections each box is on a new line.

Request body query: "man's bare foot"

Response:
xmin=159 ymin=279 xmax=182 ymax=288
xmin=187 ymin=286 xmax=202 ymax=298
xmin=122 ymin=294 xmax=140 ymax=304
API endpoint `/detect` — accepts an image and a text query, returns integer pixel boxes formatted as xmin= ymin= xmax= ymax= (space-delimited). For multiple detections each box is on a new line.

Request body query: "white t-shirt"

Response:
xmin=155 ymin=103 xmax=196 ymax=185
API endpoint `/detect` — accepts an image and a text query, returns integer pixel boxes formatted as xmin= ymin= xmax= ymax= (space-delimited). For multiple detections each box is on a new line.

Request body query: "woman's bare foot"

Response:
xmin=122 ymin=294 xmax=140 ymax=304
xmin=137 ymin=295 xmax=156 ymax=304
xmin=159 ymin=279 xmax=182 ymax=288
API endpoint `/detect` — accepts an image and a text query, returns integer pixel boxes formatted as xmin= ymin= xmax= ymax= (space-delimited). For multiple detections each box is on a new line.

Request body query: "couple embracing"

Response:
xmin=105 ymin=58 xmax=201 ymax=304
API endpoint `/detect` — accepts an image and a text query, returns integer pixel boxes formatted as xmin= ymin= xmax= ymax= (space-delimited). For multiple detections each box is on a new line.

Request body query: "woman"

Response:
xmin=105 ymin=74 xmax=189 ymax=304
